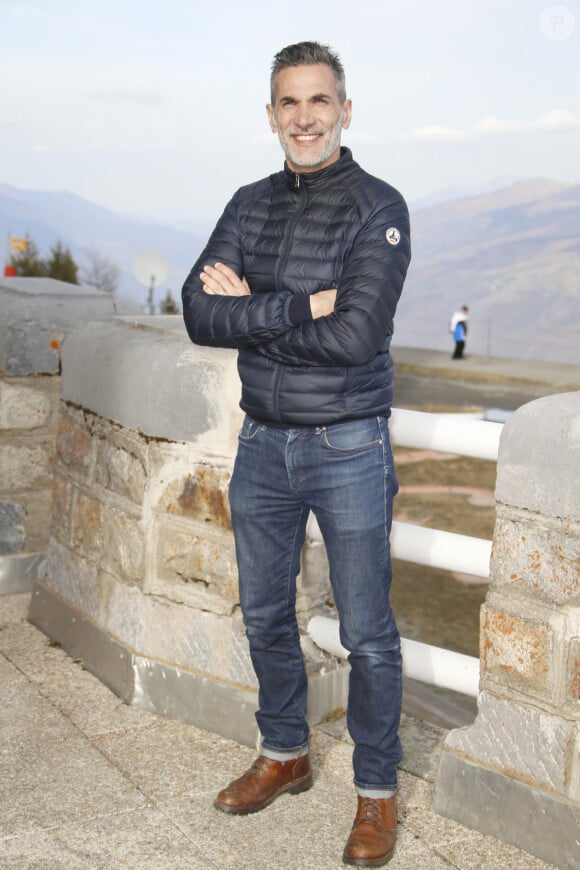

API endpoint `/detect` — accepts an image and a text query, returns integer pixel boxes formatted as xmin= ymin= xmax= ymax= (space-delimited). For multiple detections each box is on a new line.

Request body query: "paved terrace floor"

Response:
xmin=391 ymin=347 xmax=580 ymax=391
xmin=1 ymin=593 xmax=557 ymax=869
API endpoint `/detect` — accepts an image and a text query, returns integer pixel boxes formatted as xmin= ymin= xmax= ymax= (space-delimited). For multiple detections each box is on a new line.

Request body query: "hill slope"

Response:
xmin=397 ymin=179 xmax=580 ymax=363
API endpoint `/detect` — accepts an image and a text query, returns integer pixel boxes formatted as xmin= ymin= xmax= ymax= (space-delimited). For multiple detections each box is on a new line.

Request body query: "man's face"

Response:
xmin=267 ymin=63 xmax=352 ymax=173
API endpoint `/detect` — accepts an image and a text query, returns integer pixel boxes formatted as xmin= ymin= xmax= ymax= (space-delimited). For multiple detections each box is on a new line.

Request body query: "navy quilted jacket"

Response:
xmin=181 ymin=148 xmax=411 ymax=425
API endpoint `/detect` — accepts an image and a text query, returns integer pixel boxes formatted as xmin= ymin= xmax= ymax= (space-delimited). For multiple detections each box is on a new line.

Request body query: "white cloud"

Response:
xmin=472 ymin=110 xmax=580 ymax=135
xmin=534 ymin=109 xmax=580 ymax=131
xmin=471 ymin=116 xmax=527 ymax=135
xmin=402 ymin=125 xmax=465 ymax=143
xmin=402 ymin=110 xmax=580 ymax=143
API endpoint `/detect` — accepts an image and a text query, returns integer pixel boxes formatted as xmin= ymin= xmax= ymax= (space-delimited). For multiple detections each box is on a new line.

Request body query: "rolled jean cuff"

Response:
xmin=261 ymin=745 xmax=309 ymax=762
xmin=355 ymin=786 xmax=397 ymax=799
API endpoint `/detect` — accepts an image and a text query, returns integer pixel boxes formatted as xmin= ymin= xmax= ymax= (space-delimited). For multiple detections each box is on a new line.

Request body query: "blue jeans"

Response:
xmin=229 ymin=414 xmax=402 ymax=792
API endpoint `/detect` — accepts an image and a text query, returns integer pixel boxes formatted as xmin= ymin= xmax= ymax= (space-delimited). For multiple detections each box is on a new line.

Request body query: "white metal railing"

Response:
xmin=307 ymin=408 xmax=504 ymax=698
xmin=389 ymin=408 xmax=502 ymax=461
xmin=308 ymin=616 xmax=480 ymax=697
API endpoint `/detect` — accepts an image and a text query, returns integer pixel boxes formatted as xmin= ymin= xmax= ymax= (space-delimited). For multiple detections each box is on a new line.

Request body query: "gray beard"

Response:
xmin=279 ymin=118 xmax=343 ymax=170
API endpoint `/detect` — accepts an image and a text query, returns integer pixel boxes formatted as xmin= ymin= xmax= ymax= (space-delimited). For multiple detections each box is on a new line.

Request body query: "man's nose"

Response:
xmin=294 ymin=103 xmax=315 ymax=127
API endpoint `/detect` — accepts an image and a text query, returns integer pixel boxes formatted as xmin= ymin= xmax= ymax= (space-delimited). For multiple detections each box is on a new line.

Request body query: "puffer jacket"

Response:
xmin=181 ymin=148 xmax=411 ymax=425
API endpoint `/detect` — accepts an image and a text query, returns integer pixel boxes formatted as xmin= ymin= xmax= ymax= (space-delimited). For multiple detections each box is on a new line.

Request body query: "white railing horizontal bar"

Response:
xmin=308 ymin=615 xmax=480 ymax=698
xmin=390 ymin=408 xmax=503 ymax=460
xmin=390 ymin=521 xmax=491 ymax=578
xmin=306 ymin=517 xmax=492 ymax=579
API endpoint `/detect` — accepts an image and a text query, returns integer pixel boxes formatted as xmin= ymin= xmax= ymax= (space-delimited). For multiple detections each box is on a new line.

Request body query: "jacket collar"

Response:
xmin=283 ymin=147 xmax=354 ymax=191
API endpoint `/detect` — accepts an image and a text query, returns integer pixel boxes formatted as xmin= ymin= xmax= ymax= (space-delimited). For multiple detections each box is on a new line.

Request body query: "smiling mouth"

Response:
xmin=293 ymin=133 xmax=321 ymax=142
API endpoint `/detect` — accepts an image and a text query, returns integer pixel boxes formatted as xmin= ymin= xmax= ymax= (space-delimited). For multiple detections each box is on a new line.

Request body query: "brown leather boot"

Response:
xmin=343 ymin=795 xmax=398 ymax=867
xmin=214 ymin=754 xmax=312 ymax=814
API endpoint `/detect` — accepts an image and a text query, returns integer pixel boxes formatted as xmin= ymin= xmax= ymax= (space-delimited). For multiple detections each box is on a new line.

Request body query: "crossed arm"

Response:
xmin=200 ymin=262 xmax=337 ymax=319
xmin=182 ymin=193 xmax=410 ymax=365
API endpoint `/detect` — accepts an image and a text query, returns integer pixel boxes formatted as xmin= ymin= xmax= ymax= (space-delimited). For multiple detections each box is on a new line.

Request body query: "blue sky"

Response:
xmin=1 ymin=0 xmax=579 ymax=226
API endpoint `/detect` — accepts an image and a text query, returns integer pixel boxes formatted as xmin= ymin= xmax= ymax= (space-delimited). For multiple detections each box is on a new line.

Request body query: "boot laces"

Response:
xmin=249 ymin=756 xmax=270 ymax=779
xmin=357 ymin=798 xmax=383 ymax=828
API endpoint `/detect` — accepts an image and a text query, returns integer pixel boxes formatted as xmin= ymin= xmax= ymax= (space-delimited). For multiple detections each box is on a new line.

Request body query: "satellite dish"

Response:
xmin=132 ymin=249 xmax=170 ymax=314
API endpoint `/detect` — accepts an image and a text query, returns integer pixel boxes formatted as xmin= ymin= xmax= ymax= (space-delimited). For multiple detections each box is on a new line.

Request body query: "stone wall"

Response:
xmin=29 ymin=316 xmax=347 ymax=747
xmin=7 ymin=288 xmax=580 ymax=865
xmin=433 ymin=391 xmax=580 ymax=869
xmin=0 ymin=278 xmax=114 ymax=593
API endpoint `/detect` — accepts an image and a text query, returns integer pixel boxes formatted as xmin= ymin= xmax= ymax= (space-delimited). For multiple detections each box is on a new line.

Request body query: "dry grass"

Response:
xmin=391 ymin=450 xmax=495 ymax=658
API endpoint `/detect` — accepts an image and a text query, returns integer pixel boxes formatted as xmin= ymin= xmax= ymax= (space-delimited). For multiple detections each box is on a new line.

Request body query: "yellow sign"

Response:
xmin=10 ymin=237 xmax=28 ymax=252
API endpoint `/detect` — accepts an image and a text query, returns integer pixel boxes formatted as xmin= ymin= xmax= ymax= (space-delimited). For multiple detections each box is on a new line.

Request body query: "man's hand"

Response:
xmin=200 ymin=262 xmax=251 ymax=296
xmin=309 ymin=288 xmax=337 ymax=319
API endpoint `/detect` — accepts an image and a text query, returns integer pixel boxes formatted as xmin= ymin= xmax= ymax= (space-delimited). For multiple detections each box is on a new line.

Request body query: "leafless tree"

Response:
xmin=81 ymin=248 xmax=120 ymax=296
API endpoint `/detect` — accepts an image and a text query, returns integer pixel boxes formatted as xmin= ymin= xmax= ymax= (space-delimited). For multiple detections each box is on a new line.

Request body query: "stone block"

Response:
xmin=0 ymin=379 xmax=54 ymax=431
xmin=50 ymin=476 xmax=74 ymax=544
xmin=102 ymin=506 xmax=145 ymax=587
xmin=56 ymin=412 xmax=92 ymax=476
xmin=97 ymin=571 xmax=143 ymax=650
xmin=480 ymin=602 xmax=553 ymax=697
xmin=0 ymin=500 xmax=26 ymax=554
xmin=570 ymin=729 xmax=580 ymax=803
xmin=0 ymin=443 xmax=54 ymax=490
xmin=0 ymin=277 xmax=115 ymax=375
xmin=496 ymin=391 xmax=580 ymax=522
xmin=60 ymin=317 xmax=243 ymax=451
xmin=42 ymin=538 xmax=100 ymax=620
xmin=72 ymin=493 xmax=104 ymax=556
xmin=492 ymin=507 xmax=580 ymax=603
xmin=568 ymin=637 xmax=580 ymax=705
xmin=95 ymin=438 xmax=146 ymax=505
xmin=156 ymin=463 xmax=232 ymax=530
xmin=99 ymin=576 xmax=256 ymax=687
xmin=444 ymin=691 xmax=575 ymax=794
xmin=153 ymin=520 xmax=238 ymax=612
xmin=16 ymin=489 xmax=53 ymax=551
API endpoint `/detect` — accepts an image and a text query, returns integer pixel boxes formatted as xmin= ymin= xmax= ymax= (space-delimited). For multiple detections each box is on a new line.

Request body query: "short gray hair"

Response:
xmin=270 ymin=41 xmax=346 ymax=103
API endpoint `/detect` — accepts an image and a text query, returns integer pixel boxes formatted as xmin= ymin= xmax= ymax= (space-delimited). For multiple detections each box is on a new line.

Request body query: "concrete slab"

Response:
xmin=0 ymin=277 xmax=114 ymax=375
xmin=0 ymin=721 xmax=147 ymax=838
xmin=0 ymin=808 xmax=216 ymax=869
xmin=94 ymin=718 xmax=256 ymax=803
xmin=0 ymin=593 xmax=558 ymax=869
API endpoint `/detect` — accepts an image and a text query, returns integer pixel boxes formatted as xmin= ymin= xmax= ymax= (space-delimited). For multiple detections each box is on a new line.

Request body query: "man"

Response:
xmin=182 ymin=41 xmax=411 ymax=868
xmin=449 ymin=305 xmax=469 ymax=359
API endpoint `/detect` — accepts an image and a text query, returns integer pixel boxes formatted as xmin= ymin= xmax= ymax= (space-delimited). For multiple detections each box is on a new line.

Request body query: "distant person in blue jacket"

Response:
xmin=449 ymin=305 xmax=469 ymax=359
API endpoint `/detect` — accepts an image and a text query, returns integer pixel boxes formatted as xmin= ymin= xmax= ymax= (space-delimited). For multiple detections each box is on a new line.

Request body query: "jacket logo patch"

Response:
xmin=386 ymin=227 xmax=401 ymax=246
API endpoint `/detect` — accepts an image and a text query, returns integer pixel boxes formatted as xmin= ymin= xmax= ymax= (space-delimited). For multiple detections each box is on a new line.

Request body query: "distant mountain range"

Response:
xmin=0 ymin=182 xmax=205 ymax=312
xmin=399 ymin=178 xmax=580 ymax=364
xmin=1 ymin=178 xmax=579 ymax=364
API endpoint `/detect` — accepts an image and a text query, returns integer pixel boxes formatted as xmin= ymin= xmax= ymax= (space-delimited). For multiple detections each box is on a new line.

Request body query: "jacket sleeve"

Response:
xmin=181 ymin=193 xmax=309 ymax=349
xmin=257 ymin=194 xmax=411 ymax=367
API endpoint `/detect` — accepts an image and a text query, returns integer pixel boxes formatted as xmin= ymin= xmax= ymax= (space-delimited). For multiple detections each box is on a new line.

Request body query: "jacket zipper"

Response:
xmin=271 ymin=176 xmax=307 ymax=421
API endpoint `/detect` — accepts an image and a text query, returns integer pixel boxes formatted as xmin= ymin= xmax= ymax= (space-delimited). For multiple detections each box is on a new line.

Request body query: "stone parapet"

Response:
xmin=29 ymin=316 xmax=347 ymax=746
xmin=433 ymin=391 xmax=580 ymax=869
xmin=0 ymin=278 xmax=114 ymax=593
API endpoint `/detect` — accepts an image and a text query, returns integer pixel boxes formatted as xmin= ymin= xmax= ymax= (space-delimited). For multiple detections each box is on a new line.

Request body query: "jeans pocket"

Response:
xmin=321 ymin=417 xmax=383 ymax=453
xmin=238 ymin=415 xmax=267 ymax=442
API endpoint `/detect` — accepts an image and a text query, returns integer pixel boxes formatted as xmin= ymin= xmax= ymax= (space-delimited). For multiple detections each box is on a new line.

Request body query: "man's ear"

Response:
xmin=266 ymin=103 xmax=277 ymax=133
xmin=342 ymin=99 xmax=353 ymax=130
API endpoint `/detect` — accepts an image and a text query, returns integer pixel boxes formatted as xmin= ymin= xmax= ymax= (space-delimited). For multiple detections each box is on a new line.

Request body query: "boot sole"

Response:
xmin=214 ymin=772 xmax=313 ymax=815
xmin=342 ymin=846 xmax=395 ymax=867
